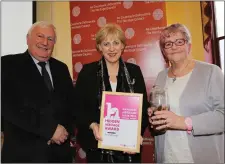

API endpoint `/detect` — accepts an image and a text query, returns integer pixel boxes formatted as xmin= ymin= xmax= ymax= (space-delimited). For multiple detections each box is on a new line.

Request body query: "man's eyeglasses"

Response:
xmin=163 ymin=38 xmax=187 ymax=49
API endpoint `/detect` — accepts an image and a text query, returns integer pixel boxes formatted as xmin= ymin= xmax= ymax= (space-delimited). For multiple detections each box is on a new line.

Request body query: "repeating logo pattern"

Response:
xmin=74 ymin=62 xmax=83 ymax=73
xmin=73 ymin=34 xmax=81 ymax=44
xmin=123 ymin=1 xmax=133 ymax=9
xmin=72 ymin=6 xmax=80 ymax=17
xmin=97 ymin=16 xmax=107 ymax=27
xmin=153 ymin=9 xmax=163 ymax=20
xmin=125 ymin=28 xmax=135 ymax=39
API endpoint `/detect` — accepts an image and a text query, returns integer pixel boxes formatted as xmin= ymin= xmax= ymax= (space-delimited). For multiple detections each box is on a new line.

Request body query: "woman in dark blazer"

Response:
xmin=74 ymin=23 xmax=149 ymax=163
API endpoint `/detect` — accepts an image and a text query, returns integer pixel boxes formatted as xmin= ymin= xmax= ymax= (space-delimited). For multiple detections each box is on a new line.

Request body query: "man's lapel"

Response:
xmin=22 ymin=50 xmax=49 ymax=93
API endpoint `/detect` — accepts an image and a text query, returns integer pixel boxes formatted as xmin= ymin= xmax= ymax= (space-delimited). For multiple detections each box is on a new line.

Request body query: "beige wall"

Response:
xmin=36 ymin=2 xmax=204 ymax=78
xmin=36 ymin=2 xmax=73 ymax=77
xmin=166 ymin=2 xmax=204 ymax=61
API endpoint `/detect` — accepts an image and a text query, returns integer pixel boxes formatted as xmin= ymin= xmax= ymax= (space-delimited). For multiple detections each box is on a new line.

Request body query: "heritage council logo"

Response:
xmin=153 ymin=9 xmax=163 ymax=20
xmin=72 ymin=6 xmax=81 ymax=17
xmin=97 ymin=17 xmax=106 ymax=27
xmin=127 ymin=58 xmax=137 ymax=65
xmin=73 ymin=34 xmax=81 ymax=44
xmin=123 ymin=1 xmax=133 ymax=9
xmin=125 ymin=28 xmax=135 ymax=39
xmin=74 ymin=62 xmax=83 ymax=73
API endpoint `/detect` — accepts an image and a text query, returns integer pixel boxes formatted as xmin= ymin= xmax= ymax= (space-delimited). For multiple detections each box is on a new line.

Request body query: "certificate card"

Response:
xmin=98 ymin=91 xmax=143 ymax=153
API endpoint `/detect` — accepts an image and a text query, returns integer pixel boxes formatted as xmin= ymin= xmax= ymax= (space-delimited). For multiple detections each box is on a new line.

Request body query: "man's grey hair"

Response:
xmin=27 ymin=21 xmax=57 ymax=42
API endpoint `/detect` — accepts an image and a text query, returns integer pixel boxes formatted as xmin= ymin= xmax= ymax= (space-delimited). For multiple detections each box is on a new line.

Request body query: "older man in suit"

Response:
xmin=1 ymin=21 xmax=74 ymax=162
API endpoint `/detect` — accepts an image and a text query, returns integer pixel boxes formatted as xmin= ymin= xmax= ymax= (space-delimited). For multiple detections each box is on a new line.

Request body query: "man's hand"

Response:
xmin=50 ymin=124 xmax=68 ymax=145
xmin=90 ymin=122 xmax=102 ymax=141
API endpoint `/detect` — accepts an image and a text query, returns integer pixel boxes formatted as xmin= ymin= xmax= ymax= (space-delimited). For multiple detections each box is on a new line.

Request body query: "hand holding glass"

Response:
xmin=149 ymin=86 xmax=170 ymax=131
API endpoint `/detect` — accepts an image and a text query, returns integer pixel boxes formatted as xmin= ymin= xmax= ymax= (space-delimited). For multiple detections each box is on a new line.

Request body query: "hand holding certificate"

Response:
xmin=98 ymin=91 xmax=143 ymax=153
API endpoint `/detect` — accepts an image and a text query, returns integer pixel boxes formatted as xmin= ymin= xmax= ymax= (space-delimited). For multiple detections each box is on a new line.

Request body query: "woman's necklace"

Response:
xmin=171 ymin=61 xmax=190 ymax=83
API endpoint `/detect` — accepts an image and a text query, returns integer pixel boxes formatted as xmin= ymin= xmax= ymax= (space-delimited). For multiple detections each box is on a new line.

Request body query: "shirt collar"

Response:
xmin=29 ymin=54 xmax=49 ymax=66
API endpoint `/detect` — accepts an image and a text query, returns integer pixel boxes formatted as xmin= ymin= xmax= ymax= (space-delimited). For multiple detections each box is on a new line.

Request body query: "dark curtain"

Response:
xmin=200 ymin=1 xmax=221 ymax=66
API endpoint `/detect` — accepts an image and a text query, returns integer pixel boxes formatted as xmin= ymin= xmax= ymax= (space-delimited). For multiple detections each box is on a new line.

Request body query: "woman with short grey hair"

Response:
xmin=148 ymin=23 xmax=224 ymax=163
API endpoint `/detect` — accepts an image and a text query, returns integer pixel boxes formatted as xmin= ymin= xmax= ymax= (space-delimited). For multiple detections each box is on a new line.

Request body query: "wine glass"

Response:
xmin=149 ymin=85 xmax=170 ymax=132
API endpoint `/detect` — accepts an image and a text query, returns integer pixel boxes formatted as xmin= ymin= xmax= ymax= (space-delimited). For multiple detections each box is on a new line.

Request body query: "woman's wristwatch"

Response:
xmin=185 ymin=117 xmax=193 ymax=134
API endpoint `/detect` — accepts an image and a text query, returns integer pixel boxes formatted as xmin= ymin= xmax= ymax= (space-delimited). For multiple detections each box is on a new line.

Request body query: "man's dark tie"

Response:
xmin=38 ymin=62 xmax=53 ymax=91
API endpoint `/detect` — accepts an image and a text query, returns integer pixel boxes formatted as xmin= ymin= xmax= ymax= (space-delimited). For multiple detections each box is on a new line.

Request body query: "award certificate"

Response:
xmin=98 ymin=91 xmax=143 ymax=153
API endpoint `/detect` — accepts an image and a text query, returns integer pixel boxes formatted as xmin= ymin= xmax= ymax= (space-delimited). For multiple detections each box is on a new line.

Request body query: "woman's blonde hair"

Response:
xmin=95 ymin=23 xmax=126 ymax=52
